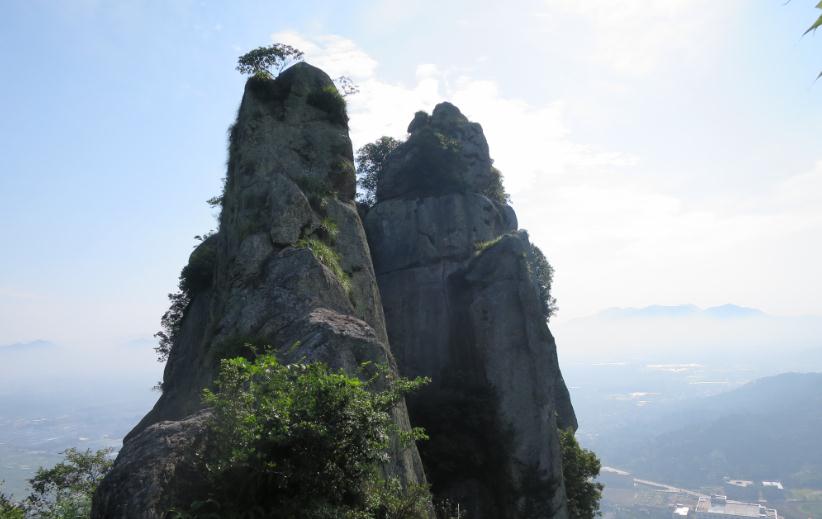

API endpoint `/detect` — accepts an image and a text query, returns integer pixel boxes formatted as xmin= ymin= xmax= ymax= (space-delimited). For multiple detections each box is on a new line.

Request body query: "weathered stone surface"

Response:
xmin=377 ymin=102 xmax=501 ymax=202
xmin=94 ymin=63 xmax=428 ymax=517
xmin=92 ymin=412 xmax=210 ymax=519
xmin=365 ymin=104 xmax=576 ymax=518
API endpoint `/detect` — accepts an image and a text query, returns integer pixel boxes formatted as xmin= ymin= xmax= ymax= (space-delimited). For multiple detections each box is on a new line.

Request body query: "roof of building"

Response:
xmin=674 ymin=506 xmax=690 ymax=516
xmin=696 ymin=496 xmax=777 ymax=519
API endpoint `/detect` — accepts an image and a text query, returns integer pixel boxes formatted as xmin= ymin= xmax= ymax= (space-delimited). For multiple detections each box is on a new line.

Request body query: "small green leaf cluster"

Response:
xmin=175 ymin=354 xmax=430 ymax=518
xmin=559 ymin=429 xmax=603 ymax=519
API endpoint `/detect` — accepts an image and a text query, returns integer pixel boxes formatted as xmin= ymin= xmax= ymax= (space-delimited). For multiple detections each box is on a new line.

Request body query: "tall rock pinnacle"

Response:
xmin=93 ymin=63 xmax=428 ymax=517
xmin=364 ymin=103 xmax=577 ymax=518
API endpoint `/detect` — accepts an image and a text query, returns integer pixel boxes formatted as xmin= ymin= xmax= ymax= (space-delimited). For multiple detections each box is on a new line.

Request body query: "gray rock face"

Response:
xmin=377 ymin=102 xmax=505 ymax=203
xmin=364 ymin=104 xmax=576 ymax=518
xmin=93 ymin=63 xmax=427 ymax=517
xmin=92 ymin=412 xmax=211 ymax=519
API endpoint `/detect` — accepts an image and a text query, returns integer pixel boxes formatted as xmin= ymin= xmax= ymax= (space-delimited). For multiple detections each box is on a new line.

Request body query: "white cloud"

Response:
xmin=538 ymin=0 xmax=741 ymax=76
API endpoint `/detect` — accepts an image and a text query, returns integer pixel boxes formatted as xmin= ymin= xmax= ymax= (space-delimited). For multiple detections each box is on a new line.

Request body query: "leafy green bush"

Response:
xmin=528 ymin=243 xmax=558 ymax=321
xmin=355 ymin=136 xmax=401 ymax=207
xmin=307 ymin=86 xmax=349 ymax=126
xmin=482 ymin=166 xmax=511 ymax=205
xmin=173 ymin=354 xmax=430 ymax=518
xmin=180 ymin=237 xmax=217 ymax=296
xmin=155 ymin=290 xmax=189 ymax=363
xmin=24 ymin=448 xmax=113 ymax=519
xmin=560 ymin=429 xmax=603 ymax=519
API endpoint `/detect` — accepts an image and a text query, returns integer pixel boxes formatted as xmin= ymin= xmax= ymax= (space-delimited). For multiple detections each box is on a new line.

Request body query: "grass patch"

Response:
xmin=474 ymin=236 xmax=503 ymax=252
xmin=297 ymin=237 xmax=351 ymax=294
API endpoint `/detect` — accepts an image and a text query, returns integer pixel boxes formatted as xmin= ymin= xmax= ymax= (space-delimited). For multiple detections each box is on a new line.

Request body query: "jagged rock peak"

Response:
xmin=377 ymin=102 xmax=507 ymax=204
xmin=93 ymin=62 xmax=429 ymax=517
xmin=364 ymin=104 xmax=574 ymax=518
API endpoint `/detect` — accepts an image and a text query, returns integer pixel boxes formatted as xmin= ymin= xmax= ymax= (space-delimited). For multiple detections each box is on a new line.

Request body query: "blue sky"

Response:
xmin=1 ymin=0 xmax=821 ymax=350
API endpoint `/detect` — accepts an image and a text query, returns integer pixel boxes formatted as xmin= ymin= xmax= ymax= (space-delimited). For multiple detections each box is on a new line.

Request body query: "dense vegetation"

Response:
xmin=0 ymin=448 xmax=112 ymax=519
xmin=172 ymin=353 xmax=432 ymax=518
xmin=356 ymin=136 xmax=401 ymax=207
xmin=560 ymin=430 xmax=603 ymax=519
xmin=528 ymin=243 xmax=558 ymax=321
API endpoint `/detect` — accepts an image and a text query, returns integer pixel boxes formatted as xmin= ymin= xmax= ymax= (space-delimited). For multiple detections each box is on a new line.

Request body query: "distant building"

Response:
xmin=694 ymin=495 xmax=777 ymax=519
xmin=673 ymin=505 xmax=691 ymax=517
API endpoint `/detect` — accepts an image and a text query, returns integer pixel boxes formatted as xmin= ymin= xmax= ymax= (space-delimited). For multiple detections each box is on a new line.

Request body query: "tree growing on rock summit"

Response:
xmin=236 ymin=43 xmax=304 ymax=78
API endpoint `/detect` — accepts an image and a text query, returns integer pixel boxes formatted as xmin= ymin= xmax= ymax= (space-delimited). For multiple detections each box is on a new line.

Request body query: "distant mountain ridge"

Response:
xmin=597 ymin=304 xmax=765 ymax=320
xmin=0 ymin=340 xmax=57 ymax=352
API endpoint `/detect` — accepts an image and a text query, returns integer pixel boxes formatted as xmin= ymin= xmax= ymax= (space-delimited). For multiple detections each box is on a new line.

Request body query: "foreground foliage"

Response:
xmin=0 ymin=449 xmax=113 ymax=519
xmin=560 ymin=430 xmax=603 ymax=519
xmin=0 ymin=482 xmax=24 ymax=519
xmin=174 ymin=353 xmax=431 ymax=518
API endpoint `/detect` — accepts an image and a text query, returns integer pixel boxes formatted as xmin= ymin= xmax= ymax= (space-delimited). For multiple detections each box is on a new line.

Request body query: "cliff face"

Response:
xmin=364 ymin=103 xmax=577 ymax=518
xmin=93 ymin=63 xmax=427 ymax=518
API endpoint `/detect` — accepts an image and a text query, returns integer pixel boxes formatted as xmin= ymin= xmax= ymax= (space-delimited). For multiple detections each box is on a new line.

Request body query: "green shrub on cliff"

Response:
xmin=560 ymin=429 xmax=603 ymax=519
xmin=173 ymin=354 xmax=430 ymax=518
xmin=24 ymin=448 xmax=113 ymax=519
xmin=355 ymin=136 xmax=402 ymax=207
xmin=528 ymin=243 xmax=558 ymax=321
xmin=154 ymin=235 xmax=218 ymax=363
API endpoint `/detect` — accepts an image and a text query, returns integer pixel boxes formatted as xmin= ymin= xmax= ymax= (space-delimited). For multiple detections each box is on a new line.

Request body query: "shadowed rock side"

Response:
xmin=364 ymin=103 xmax=577 ymax=519
xmin=93 ymin=63 xmax=428 ymax=518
